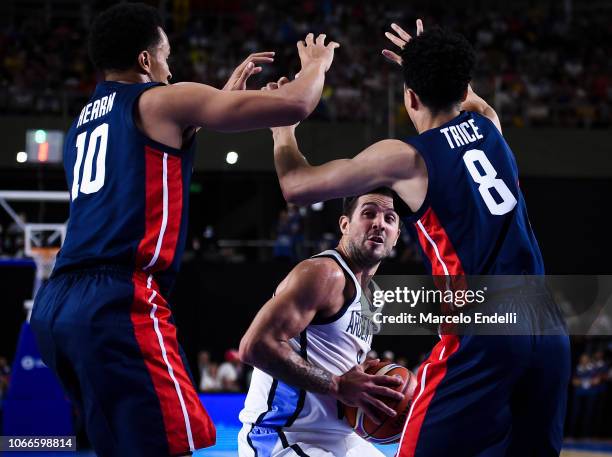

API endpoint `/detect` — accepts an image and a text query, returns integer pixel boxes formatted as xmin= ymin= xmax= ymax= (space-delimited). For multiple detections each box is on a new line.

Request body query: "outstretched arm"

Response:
xmin=239 ymin=258 xmax=403 ymax=420
xmin=141 ymin=34 xmax=339 ymax=132
xmin=383 ymin=21 xmax=502 ymax=133
xmin=272 ymin=125 xmax=418 ymax=205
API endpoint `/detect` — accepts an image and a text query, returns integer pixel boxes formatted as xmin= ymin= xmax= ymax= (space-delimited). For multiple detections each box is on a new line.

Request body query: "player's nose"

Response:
xmin=373 ymin=213 xmax=385 ymax=228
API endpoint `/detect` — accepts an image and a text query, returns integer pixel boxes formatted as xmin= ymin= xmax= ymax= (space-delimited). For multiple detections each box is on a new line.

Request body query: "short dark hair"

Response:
xmin=401 ymin=27 xmax=475 ymax=114
xmin=88 ymin=3 xmax=163 ymax=72
xmin=342 ymin=187 xmax=395 ymax=219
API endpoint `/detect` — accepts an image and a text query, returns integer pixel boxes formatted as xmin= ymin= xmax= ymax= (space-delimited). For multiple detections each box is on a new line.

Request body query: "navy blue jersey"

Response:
xmin=54 ymin=81 xmax=195 ymax=292
xmin=403 ymin=111 xmax=543 ymax=275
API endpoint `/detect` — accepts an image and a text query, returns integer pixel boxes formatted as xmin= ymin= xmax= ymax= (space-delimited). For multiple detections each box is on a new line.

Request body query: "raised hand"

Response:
xmin=335 ymin=359 xmax=404 ymax=424
xmin=222 ymin=51 xmax=275 ymax=91
xmin=382 ymin=19 xmax=424 ymax=66
xmin=297 ymin=33 xmax=340 ymax=73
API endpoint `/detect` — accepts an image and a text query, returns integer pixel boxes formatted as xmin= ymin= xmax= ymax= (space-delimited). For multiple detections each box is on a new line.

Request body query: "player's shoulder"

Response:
xmin=274 ymin=256 xmax=347 ymax=310
xmin=286 ymin=256 xmax=347 ymax=297
xmin=293 ymin=256 xmax=347 ymax=288
xmin=140 ymin=82 xmax=216 ymax=104
xmin=371 ymin=138 xmax=417 ymax=156
xmin=364 ymin=138 xmax=420 ymax=168
xmin=137 ymin=82 xmax=219 ymax=126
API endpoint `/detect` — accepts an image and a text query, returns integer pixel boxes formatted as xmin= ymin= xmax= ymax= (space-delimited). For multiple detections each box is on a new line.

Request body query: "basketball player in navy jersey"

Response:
xmin=238 ymin=188 xmax=404 ymax=457
xmin=266 ymin=21 xmax=570 ymax=457
xmin=29 ymin=3 xmax=338 ymax=456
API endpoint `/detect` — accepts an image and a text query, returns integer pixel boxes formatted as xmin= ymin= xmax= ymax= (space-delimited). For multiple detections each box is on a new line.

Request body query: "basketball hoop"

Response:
xmin=0 ymin=190 xmax=69 ymax=318
xmin=29 ymin=246 xmax=60 ymax=281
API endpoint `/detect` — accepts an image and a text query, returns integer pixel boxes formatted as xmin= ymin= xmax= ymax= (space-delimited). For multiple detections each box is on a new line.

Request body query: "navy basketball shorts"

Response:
xmin=397 ymin=332 xmax=570 ymax=457
xmin=30 ymin=266 xmax=216 ymax=456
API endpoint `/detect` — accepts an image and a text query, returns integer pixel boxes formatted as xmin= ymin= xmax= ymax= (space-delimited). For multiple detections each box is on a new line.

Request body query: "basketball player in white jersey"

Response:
xmin=238 ymin=188 xmax=403 ymax=457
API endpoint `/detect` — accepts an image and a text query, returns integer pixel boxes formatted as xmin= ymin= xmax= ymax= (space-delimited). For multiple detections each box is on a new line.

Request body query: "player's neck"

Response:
xmin=415 ymin=108 xmax=461 ymax=134
xmin=104 ymin=71 xmax=151 ymax=84
xmin=335 ymin=244 xmax=379 ymax=290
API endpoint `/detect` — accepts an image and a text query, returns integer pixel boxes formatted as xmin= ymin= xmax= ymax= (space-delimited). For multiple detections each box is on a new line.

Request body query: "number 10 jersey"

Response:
xmin=54 ymin=81 xmax=195 ymax=292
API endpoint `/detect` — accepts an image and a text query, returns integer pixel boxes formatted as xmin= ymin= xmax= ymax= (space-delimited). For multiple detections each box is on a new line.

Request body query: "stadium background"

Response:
xmin=0 ymin=0 xmax=611 ymax=455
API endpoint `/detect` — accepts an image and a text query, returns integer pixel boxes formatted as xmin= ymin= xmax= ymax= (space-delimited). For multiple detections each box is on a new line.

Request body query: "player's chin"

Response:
xmin=363 ymin=242 xmax=389 ymax=261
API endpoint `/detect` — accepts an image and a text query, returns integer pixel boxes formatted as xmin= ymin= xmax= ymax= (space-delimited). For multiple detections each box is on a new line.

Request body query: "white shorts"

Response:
xmin=238 ymin=424 xmax=385 ymax=457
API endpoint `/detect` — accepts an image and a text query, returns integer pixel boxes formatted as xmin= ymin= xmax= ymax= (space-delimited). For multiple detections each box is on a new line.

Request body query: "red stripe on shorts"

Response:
xmin=131 ymin=272 xmax=215 ymax=454
xmin=397 ymin=335 xmax=460 ymax=457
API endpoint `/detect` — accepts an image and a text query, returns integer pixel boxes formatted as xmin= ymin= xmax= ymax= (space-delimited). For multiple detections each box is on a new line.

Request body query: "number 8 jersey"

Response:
xmin=403 ymin=111 xmax=544 ymax=275
xmin=55 ymin=81 xmax=195 ymax=292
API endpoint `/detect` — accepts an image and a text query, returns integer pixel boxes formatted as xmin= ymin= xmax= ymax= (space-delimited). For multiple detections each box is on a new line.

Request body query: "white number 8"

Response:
xmin=72 ymin=123 xmax=109 ymax=201
xmin=463 ymin=149 xmax=517 ymax=215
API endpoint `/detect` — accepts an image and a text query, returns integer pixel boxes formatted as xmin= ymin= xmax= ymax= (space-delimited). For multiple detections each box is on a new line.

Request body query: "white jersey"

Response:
xmin=239 ymin=249 xmax=380 ymax=437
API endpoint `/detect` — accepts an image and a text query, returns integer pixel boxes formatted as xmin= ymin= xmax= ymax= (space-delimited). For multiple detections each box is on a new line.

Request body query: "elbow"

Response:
xmin=239 ymin=336 xmax=267 ymax=367
xmin=238 ymin=337 xmax=254 ymax=365
xmin=282 ymin=187 xmax=301 ymax=206
xmin=280 ymin=180 xmax=311 ymax=206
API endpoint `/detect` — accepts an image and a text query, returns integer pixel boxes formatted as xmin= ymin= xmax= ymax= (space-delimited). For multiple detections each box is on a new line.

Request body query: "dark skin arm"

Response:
xmin=138 ymin=34 xmax=339 ymax=149
xmin=259 ymin=78 xmax=427 ymax=210
xmin=239 ymin=258 xmax=403 ymax=422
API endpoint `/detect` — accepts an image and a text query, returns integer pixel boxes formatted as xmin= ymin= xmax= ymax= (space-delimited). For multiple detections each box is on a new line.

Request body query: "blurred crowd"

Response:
xmin=197 ymin=349 xmax=249 ymax=393
xmin=568 ymin=341 xmax=612 ymax=439
xmin=184 ymin=202 xmax=422 ymax=265
xmin=0 ymin=1 xmax=610 ymax=127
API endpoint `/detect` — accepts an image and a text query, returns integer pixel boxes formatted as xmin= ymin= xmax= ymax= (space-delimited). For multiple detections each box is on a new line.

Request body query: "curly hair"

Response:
xmin=401 ymin=27 xmax=476 ymax=114
xmin=88 ymin=3 xmax=163 ymax=72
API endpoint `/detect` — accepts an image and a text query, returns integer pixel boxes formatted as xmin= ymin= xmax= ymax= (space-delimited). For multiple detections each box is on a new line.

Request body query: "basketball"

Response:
xmin=344 ymin=361 xmax=418 ymax=444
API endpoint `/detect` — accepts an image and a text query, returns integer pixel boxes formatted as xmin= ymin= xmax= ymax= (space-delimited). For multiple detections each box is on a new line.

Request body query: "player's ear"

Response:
xmin=407 ymin=89 xmax=420 ymax=111
xmin=137 ymin=50 xmax=152 ymax=75
xmin=339 ymin=215 xmax=350 ymax=235
xmin=461 ymin=86 xmax=469 ymax=102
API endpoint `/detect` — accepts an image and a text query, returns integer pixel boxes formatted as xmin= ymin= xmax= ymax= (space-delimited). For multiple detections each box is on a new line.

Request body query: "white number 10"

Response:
xmin=72 ymin=123 xmax=108 ymax=201
xmin=463 ymin=149 xmax=517 ymax=215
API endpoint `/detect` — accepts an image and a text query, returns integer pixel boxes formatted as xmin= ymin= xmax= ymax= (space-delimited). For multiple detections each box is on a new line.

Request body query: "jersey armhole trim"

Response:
xmin=309 ymin=251 xmax=359 ymax=326
xmin=127 ymin=82 xmax=192 ymax=156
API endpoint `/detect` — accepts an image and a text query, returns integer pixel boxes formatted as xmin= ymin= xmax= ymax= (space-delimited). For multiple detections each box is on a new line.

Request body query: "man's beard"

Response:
xmin=346 ymin=238 xmax=388 ymax=270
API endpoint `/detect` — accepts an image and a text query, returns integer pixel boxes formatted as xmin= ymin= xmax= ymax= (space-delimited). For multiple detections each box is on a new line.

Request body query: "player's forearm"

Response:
xmin=279 ymin=61 xmax=327 ymax=117
xmin=243 ymin=338 xmax=339 ymax=395
xmin=273 ymin=129 xmax=315 ymax=204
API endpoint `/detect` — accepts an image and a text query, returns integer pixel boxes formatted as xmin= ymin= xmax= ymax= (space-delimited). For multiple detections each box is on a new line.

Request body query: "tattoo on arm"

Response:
xmin=258 ymin=341 xmax=336 ymax=395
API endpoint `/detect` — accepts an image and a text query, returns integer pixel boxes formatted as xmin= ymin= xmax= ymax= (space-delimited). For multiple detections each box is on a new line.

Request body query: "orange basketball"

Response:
xmin=343 ymin=361 xmax=418 ymax=444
